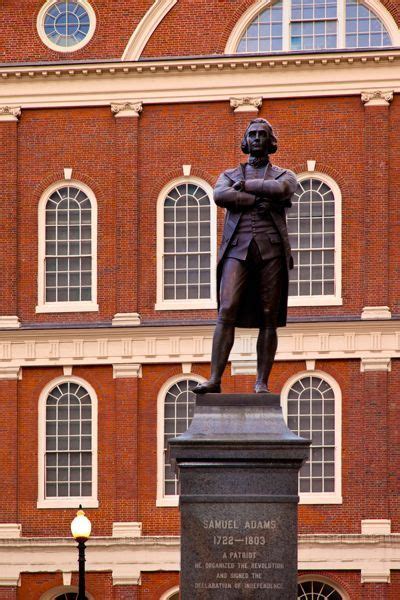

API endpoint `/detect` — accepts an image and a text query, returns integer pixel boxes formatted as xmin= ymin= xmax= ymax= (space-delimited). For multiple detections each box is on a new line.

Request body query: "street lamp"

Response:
xmin=71 ymin=505 xmax=91 ymax=600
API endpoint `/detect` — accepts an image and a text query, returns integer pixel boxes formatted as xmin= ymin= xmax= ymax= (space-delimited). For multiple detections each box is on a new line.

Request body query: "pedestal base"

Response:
xmin=169 ymin=393 xmax=310 ymax=599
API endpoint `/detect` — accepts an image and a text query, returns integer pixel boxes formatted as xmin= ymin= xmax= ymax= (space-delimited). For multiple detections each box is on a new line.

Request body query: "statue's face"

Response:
xmin=246 ymin=123 xmax=270 ymax=156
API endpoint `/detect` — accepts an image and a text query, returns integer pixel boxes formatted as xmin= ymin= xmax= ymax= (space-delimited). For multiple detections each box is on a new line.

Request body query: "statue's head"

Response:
xmin=241 ymin=118 xmax=278 ymax=156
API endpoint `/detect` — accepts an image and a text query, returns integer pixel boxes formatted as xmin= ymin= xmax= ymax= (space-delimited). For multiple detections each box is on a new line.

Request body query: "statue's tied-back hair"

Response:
xmin=241 ymin=118 xmax=278 ymax=155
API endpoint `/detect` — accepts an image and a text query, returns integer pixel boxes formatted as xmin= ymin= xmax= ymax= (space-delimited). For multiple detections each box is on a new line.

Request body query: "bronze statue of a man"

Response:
xmin=194 ymin=118 xmax=297 ymax=394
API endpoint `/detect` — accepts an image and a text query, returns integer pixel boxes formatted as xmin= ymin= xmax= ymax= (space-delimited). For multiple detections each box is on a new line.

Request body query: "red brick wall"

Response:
xmin=2 ymin=1 xmax=398 ymax=64
xmin=18 ymin=571 xmax=114 ymax=600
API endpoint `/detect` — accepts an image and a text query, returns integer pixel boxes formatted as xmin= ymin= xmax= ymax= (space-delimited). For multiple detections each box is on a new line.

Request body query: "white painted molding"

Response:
xmin=362 ymin=519 xmax=391 ymax=535
xmin=122 ymin=0 xmax=178 ymax=61
xmin=111 ymin=101 xmax=143 ymax=118
xmin=298 ymin=575 xmax=350 ymax=600
xmin=0 ymin=316 xmax=20 ymax=329
xmin=361 ymin=570 xmax=391 ymax=583
xmin=230 ymin=96 xmax=262 ymax=113
xmin=63 ymin=168 xmax=72 ymax=180
xmin=113 ymin=364 xmax=142 ymax=379
xmin=361 ymin=306 xmax=392 ymax=320
xmin=63 ymin=366 xmax=73 ymax=376
xmin=181 ymin=362 xmax=192 ymax=374
xmin=112 ymin=522 xmax=142 ymax=538
xmin=2 ymin=51 xmax=400 ymax=109
xmin=360 ymin=357 xmax=391 ymax=372
xmin=2 ymin=321 xmax=400 ymax=368
xmin=0 ymin=106 xmax=21 ymax=122
xmin=306 ymin=360 xmax=316 ymax=371
xmin=361 ymin=89 xmax=394 ymax=106
xmin=182 ymin=164 xmax=191 ymax=176
xmin=307 ymin=160 xmax=316 ymax=172
xmin=231 ymin=360 xmax=256 ymax=376
xmin=62 ymin=572 xmax=72 ymax=586
xmin=0 ymin=367 xmax=21 ymax=380
xmin=0 ymin=534 xmax=400 ymax=584
xmin=113 ymin=567 xmax=141 ymax=586
xmin=112 ymin=313 xmax=141 ymax=326
xmin=0 ymin=524 xmax=21 ymax=539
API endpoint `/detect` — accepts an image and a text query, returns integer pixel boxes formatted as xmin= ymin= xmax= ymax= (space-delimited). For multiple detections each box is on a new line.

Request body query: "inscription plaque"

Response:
xmin=169 ymin=393 xmax=310 ymax=599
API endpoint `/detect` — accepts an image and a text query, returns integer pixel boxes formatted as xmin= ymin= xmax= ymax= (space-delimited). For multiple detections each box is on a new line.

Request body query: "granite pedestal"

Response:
xmin=169 ymin=393 xmax=310 ymax=599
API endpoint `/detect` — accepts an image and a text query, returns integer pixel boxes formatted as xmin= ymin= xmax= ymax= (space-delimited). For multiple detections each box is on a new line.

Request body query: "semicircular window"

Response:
xmin=298 ymin=580 xmax=343 ymax=599
xmin=54 ymin=593 xmax=90 ymax=600
xmin=236 ymin=0 xmax=392 ymax=53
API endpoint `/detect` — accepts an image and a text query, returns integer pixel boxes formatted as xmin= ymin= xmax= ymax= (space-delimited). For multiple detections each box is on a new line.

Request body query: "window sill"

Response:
xmin=155 ymin=300 xmax=217 ymax=311
xmin=156 ymin=496 xmax=179 ymax=507
xmin=299 ymin=493 xmax=342 ymax=504
xmin=37 ymin=498 xmax=99 ymax=509
xmin=288 ymin=296 xmax=343 ymax=307
xmin=36 ymin=302 xmax=99 ymax=314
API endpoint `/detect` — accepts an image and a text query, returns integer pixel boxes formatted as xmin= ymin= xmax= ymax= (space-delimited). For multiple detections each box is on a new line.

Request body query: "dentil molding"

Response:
xmin=0 ymin=321 xmax=400 ymax=370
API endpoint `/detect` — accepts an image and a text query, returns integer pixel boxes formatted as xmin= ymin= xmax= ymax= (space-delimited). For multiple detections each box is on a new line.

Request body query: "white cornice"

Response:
xmin=0 ymin=534 xmax=399 ymax=585
xmin=0 ymin=50 xmax=400 ymax=108
xmin=0 ymin=320 xmax=400 ymax=368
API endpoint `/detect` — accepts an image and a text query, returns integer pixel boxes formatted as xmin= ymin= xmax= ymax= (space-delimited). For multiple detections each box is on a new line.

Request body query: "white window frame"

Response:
xmin=156 ymin=373 xmax=206 ymax=507
xmin=37 ymin=0 xmax=97 ymax=53
xmin=36 ymin=179 xmax=99 ymax=314
xmin=37 ymin=375 xmax=98 ymax=509
xmin=225 ymin=0 xmax=400 ymax=53
xmin=281 ymin=370 xmax=342 ymax=504
xmin=159 ymin=586 xmax=180 ymax=600
xmin=297 ymin=575 xmax=350 ymax=600
xmin=288 ymin=171 xmax=342 ymax=307
xmin=155 ymin=176 xmax=217 ymax=311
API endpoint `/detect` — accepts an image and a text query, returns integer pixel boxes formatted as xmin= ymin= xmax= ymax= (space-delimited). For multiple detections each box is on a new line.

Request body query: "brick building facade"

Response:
xmin=1 ymin=0 xmax=400 ymax=598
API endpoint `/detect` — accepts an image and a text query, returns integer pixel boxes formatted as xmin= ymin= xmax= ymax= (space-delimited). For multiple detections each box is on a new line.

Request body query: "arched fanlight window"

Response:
xmin=298 ymin=579 xmax=344 ymax=599
xmin=38 ymin=377 xmax=98 ymax=508
xmin=232 ymin=0 xmax=394 ymax=53
xmin=37 ymin=181 xmax=98 ymax=313
xmin=287 ymin=174 xmax=341 ymax=306
xmin=282 ymin=373 xmax=342 ymax=503
xmin=156 ymin=177 xmax=217 ymax=310
xmin=157 ymin=375 xmax=205 ymax=505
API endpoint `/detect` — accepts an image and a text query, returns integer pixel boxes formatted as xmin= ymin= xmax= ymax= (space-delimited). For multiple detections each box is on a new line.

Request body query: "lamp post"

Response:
xmin=71 ymin=505 xmax=91 ymax=600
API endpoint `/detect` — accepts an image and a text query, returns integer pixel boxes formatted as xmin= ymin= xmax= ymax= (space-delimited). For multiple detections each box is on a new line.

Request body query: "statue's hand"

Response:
xmin=233 ymin=180 xmax=245 ymax=191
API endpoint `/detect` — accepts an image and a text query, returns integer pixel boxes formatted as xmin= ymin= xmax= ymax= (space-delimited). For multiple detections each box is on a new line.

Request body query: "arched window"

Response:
xmin=298 ymin=579 xmax=345 ymax=599
xmin=156 ymin=177 xmax=217 ymax=310
xmin=282 ymin=372 xmax=342 ymax=504
xmin=39 ymin=585 xmax=94 ymax=600
xmin=157 ymin=375 xmax=205 ymax=506
xmin=160 ymin=587 xmax=180 ymax=600
xmin=287 ymin=174 xmax=342 ymax=306
xmin=38 ymin=377 xmax=98 ymax=508
xmin=229 ymin=0 xmax=397 ymax=54
xmin=37 ymin=181 xmax=98 ymax=313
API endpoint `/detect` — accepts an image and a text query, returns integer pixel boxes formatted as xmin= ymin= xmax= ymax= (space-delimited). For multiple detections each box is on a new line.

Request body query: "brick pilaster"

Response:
xmin=0 ymin=108 xmax=20 ymax=322
xmin=113 ymin=366 xmax=140 ymax=521
xmin=112 ymin=102 xmax=142 ymax=323
xmin=361 ymin=91 xmax=392 ymax=313
xmin=0 ymin=376 xmax=19 ymax=522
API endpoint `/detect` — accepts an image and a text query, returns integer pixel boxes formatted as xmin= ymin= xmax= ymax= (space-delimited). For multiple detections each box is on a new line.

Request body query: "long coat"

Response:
xmin=213 ymin=162 xmax=298 ymax=328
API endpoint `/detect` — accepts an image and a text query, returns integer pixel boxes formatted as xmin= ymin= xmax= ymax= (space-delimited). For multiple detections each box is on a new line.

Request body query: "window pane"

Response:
xmin=163 ymin=184 xmax=212 ymax=301
xmin=44 ymin=186 xmax=93 ymax=304
xmin=288 ymin=178 xmax=336 ymax=298
xmin=164 ymin=380 xmax=197 ymax=495
xmin=287 ymin=376 xmax=336 ymax=495
xmin=45 ymin=382 xmax=93 ymax=500
xmin=237 ymin=1 xmax=283 ymax=53
xmin=346 ymin=0 xmax=392 ymax=48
